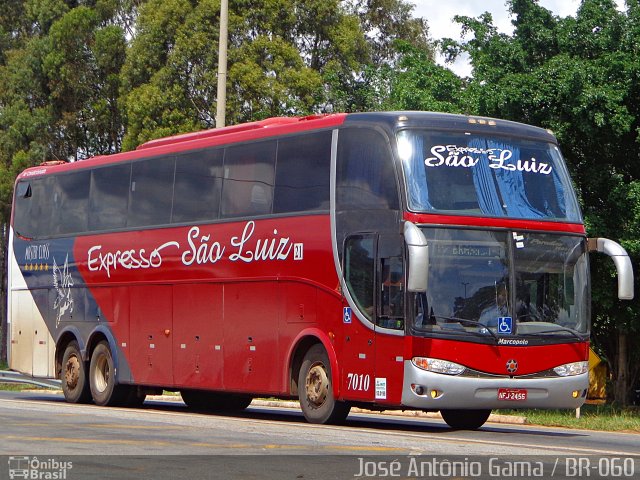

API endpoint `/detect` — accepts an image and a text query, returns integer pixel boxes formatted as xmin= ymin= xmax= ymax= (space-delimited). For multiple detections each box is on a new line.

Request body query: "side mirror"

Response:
xmin=588 ymin=238 xmax=635 ymax=300
xmin=404 ymin=222 xmax=428 ymax=292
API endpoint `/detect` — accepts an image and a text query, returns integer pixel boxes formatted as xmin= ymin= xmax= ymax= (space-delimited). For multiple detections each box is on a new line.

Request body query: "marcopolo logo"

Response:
xmin=8 ymin=456 xmax=73 ymax=479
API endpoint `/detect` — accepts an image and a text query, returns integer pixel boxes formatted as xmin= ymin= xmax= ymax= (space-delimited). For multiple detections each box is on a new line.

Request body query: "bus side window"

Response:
xmin=128 ymin=156 xmax=175 ymax=227
xmin=172 ymin=148 xmax=223 ymax=223
xmin=344 ymin=235 xmax=376 ymax=321
xmin=89 ymin=164 xmax=131 ymax=231
xmin=337 ymin=128 xmax=399 ymax=210
xmin=18 ymin=177 xmax=53 ymax=239
xmin=13 ymin=181 xmax=33 ymax=238
xmin=221 ymin=140 xmax=276 ymax=218
xmin=273 ymin=131 xmax=331 ymax=213
xmin=52 ymin=171 xmax=90 ymax=235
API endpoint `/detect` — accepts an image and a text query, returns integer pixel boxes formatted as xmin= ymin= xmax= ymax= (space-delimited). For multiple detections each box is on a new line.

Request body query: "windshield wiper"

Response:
xmin=519 ymin=325 xmax=585 ymax=341
xmin=428 ymin=315 xmax=499 ymax=342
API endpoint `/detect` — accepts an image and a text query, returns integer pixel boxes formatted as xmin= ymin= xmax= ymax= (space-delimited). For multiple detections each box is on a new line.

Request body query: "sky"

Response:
xmin=412 ymin=0 xmax=626 ymax=77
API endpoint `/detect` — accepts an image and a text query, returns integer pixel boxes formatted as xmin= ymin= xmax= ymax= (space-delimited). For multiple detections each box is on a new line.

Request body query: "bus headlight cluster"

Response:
xmin=553 ymin=361 xmax=588 ymax=377
xmin=412 ymin=357 xmax=466 ymax=375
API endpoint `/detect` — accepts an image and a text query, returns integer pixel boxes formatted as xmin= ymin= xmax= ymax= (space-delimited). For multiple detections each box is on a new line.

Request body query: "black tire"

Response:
xmin=298 ymin=344 xmax=350 ymax=424
xmin=181 ymin=390 xmax=252 ymax=411
xmin=440 ymin=409 xmax=491 ymax=430
xmin=60 ymin=340 xmax=91 ymax=403
xmin=124 ymin=386 xmax=147 ymax=407
xmin=223 ymin=394 xmax=253 ymax=411
xmin=89 ymin=341 xmax=129 ymax=406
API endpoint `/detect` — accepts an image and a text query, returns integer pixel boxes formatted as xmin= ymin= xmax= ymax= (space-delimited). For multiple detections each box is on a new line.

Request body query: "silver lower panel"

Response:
xmin=401 ymin=361 xmax=588 ymax=410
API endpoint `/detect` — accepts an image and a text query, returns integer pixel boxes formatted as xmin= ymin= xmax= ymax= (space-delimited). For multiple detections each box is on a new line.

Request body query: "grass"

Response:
xmin=0 ymin=382 xmax=42 ymax=391
xmin=498 ymin=404 xmax=640 ymax=432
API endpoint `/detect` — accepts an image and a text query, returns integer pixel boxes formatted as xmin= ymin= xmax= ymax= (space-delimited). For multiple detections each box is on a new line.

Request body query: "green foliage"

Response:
xmin=380 ymin=41 xmax=466 ymax=113
xmin=499 ymin=404 xmax=640 ymax=432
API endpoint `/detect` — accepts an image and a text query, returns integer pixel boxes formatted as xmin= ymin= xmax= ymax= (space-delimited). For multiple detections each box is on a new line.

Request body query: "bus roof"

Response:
xmin=17 ymin=113 xmax=347 ymax=180
xmin=343 ymin=111 xmax=557 ymax=143
xmin=16 ymin=111 xmax=557 ymax=180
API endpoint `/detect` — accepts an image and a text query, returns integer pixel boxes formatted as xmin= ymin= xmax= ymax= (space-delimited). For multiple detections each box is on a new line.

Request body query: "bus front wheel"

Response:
xmin=61 ymin=340 xmax=91 ymax=403
xmin=298 ymin=344 xmax=350 ymax=424
xmin=89 ymin=341 xmax=129 ymax=406
xmin=440 ymin=409 xmax=491 ymax=430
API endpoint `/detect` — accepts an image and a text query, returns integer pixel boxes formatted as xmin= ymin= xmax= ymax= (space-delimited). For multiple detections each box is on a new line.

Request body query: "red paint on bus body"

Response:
xmin=74 ymin=215 xmax=344 ymax=394
xmin=404 ymin=212 xmax=586 ymax=234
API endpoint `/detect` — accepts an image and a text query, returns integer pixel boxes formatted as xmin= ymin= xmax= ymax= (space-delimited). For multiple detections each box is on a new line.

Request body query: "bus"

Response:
xmin=7 ymin=112 xmax=634 ymax=429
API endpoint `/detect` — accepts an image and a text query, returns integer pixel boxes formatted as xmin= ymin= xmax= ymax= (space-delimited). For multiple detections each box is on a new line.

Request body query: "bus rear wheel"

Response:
xmin=61 ymin=340 xmax=91 ymax=403
xmin=440 ymin=409 xmax=491 ymax=430
xmin=298 ymin=344 xmax=350 ymax=424
xmin=89 ymin=341 xmax=129 ymax=406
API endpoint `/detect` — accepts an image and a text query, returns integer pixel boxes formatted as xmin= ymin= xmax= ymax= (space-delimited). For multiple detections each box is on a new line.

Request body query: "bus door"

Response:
xmin=373 ymin=237 xmax=406 ymax=405
xmin=341 ymin=234 xmax=377 ymax=402
xmin=341 ymin=234 xmax=406 ymax=405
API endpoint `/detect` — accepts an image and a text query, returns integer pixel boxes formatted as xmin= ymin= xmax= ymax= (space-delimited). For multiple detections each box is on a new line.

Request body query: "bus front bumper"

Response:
xmin=401 ymin=361 xmax=588 ymax=410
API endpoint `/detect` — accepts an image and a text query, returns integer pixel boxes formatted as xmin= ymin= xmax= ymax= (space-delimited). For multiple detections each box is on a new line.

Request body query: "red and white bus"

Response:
xmin=7 ymin=112 xmax=634 ymax=429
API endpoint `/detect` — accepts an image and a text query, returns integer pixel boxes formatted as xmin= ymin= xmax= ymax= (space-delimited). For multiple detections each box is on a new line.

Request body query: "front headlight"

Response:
xmin=553 ymin=361 xmax=589 ymax=377
xmin=412 ymin=357 xmax=466 ymax=375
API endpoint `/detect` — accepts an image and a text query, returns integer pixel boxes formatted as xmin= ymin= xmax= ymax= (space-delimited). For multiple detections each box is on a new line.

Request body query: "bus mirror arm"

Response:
xmin=404 ymin=222 xmax=429 ymax=293
xmin=588 ymin=238 xmax=635 ymax=300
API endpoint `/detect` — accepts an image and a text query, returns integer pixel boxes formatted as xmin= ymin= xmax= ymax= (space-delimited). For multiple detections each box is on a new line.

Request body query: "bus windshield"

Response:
xmin=413 ymin=228 xmax=590 ymax=341
xmin=397 ymin=129 xmax=582 ymax=222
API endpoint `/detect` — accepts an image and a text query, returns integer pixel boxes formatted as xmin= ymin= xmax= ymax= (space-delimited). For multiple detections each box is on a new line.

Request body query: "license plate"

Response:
xmin=497 ymin=388 xmax=528 ymax=401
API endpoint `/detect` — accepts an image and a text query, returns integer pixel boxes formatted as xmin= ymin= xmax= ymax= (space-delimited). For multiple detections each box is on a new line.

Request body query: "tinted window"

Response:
xmin=172 ymin=149 xmax=223 ymax=223
xmin=89 ymin=164 xmax=131 ymax=231
xmin=344 ymin=235 xmax=376 ymax=321
xmin=221 ymin=141 xmax=276 ymax=218
xmin=52 ymin=171 xmax=90 ymax=235
xmin=273 ymin=132 xmax=331 ymax=213
xmin=13 ymin=177 xmax=53 ymax=238
xmin=337 ymin=128 xmax=398 ymax=210
xmin=378 ymin=255 xmax=404 ymax=330
xmin=128 ymin=157 xmax=175 ymax=227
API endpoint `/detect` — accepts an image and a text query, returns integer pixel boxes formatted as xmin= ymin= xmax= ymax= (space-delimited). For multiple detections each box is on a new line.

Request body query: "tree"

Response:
xmin=377 ymin=41 xmax=466 ymax=113
xmin=120 ymin=0 xmax=431 ymax=148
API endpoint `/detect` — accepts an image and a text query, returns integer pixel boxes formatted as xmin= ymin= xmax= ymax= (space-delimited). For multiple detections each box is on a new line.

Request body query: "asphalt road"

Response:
xmin=0 ymin=390 xmax=638 ymax=479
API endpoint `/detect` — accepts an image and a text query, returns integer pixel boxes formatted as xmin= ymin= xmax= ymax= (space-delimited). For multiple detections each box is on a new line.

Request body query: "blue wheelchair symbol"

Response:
xmin=343 ymin=307 xmax=352 ymax=324
xmin=498 ymin=316 xmax=513 ymax=334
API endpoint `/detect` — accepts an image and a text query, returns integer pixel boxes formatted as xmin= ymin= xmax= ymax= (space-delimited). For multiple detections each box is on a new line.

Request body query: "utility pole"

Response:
xmin=216 ymin=0 xmax=228 ymax=128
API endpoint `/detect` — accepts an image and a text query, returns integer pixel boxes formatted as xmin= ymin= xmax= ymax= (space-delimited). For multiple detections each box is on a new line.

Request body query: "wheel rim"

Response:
xmin=93 ymin=353 xmax=110 ymax=394
xmin=64 ymin=355 xmax=80 ymax=390
xmin=305 ymin=362 xmax=329 ymax=407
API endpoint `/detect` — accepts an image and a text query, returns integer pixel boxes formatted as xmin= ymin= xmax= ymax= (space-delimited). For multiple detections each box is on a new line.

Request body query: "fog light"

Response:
xmin=412 ymin=384 xmax=425 ymax=396
xmin=430 ymin=389 xmax=442 ymax=399
xmin=572 ymin=390 xmax=580 ymax=398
